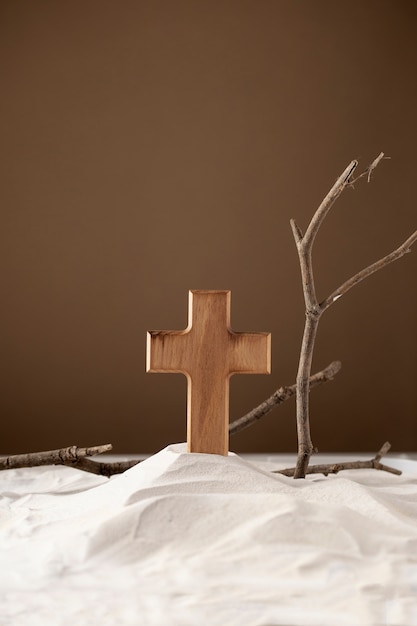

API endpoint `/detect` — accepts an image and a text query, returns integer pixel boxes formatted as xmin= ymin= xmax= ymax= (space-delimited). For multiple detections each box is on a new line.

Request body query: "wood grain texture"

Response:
xmin=147 ymin=290 xmax=271 ymax=455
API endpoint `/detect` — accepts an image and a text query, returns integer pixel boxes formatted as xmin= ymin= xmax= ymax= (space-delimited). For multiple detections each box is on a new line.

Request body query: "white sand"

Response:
xmin=1 ymin=443 xmax=417 ymax=626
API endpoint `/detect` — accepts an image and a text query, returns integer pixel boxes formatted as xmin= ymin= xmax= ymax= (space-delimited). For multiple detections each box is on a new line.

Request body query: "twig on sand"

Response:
xmin=0 ymin=440 xmax=402 ymax=480
xmin=0 ymin=444 xmax=113 ymax=470
xmin=275 ymin=442 xmax=401 ymax=477
xmin=0 ymin=444 xmax=139 ymax=477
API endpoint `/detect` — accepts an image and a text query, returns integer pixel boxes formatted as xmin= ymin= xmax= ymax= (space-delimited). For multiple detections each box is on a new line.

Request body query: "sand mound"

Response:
xmin=1 ymin=444 xmax=417 ymax=625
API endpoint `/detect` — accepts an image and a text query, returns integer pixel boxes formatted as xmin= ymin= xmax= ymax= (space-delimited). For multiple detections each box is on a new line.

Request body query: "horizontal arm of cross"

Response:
xmin=146 ymin=330 xmax=191 ymax=374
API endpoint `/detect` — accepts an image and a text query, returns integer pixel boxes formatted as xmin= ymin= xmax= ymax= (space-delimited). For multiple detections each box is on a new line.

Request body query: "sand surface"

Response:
xmin=1 ymin=443 xmax=417 ymax=626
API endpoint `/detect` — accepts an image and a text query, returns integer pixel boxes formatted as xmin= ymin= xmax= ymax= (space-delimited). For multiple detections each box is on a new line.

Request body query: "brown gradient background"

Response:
xmin=0 ymin=1 xmax=416 ymax=455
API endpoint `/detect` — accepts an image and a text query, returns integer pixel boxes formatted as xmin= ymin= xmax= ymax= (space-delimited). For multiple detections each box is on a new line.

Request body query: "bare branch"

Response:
xmin=0 ymin=444 xmax=113 ymax=471
xmin=0 ymin=444 xmax=141 ymax=477
xmin=229 ymin=360 xmax=341 ymax=436
xmin=291 ymin=153 xmax=415 ymax=478
xmin=290 ymin=219 xmax=303 ymax=245
xmin=320 ymin=230 xmax=417 ymax=313
xmin=276 ymin=442 xmax=401 ymax=477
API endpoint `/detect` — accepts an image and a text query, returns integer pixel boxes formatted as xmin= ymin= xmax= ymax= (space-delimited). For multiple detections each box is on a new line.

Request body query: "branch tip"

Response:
xmin=367 ymin=152 xmax=385 ymax=182
xmin=346 ymin=159 xmax=358 ymax=181
xmin=374 ymin=441 xmax=391 ymax=463
xmin=290 ymin=219 xmax=303 ymax=244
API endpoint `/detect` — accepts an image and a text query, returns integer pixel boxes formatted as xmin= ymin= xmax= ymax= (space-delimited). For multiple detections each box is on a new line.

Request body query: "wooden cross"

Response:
xmin=146 ymin=290 xmax=271 ymax=455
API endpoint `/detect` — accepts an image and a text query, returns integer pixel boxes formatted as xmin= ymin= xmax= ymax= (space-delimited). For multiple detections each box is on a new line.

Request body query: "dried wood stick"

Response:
xmin=229 ymin=360 xmax=341 ymax=436
xmin=0 ymin=444 xmax=142 ymax=477
xmin=0 ymin=444 xmax=112 ymax=471
xmin=291 ymin=154 xmax=416 ymax=479
xmin=276 ymin=442 xmax=401 ymax=477
xmin=320 ymin=230 xmax=417 ymax=313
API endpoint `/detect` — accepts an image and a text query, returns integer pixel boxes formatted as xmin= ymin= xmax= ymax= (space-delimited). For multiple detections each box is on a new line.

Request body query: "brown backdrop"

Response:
xmin=1 ymin=0 xmax=416 ymax=455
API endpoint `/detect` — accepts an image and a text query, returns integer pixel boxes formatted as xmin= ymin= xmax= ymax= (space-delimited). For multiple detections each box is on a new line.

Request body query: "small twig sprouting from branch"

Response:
xmin=374 ymin=440 xmax=391 ymax=463
xmin=229 ymin=360 xmax=341 ymax=436
xmin=275 ymin=442 xmax=401 ymax=477
xmin=367 ymin=152 xmax=389 ymax=183
xmin=348 ymin=152 xmax=390 ymax=186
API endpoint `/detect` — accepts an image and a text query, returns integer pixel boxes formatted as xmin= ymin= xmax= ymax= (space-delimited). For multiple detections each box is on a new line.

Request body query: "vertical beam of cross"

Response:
xmin=147 ymin=290 xmax=271 ymax=455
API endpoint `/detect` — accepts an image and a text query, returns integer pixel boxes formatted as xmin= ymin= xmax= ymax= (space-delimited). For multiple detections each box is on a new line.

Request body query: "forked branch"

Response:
xmin=292 ymin=154 xmax=416 ymax=479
